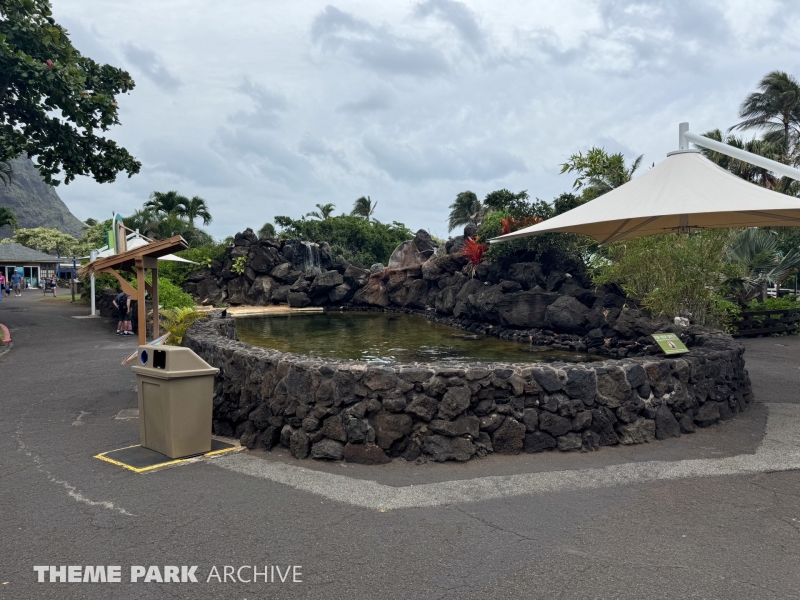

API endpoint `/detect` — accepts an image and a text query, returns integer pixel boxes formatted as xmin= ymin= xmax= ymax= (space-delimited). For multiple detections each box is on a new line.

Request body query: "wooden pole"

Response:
xmin=136 ymin=260 xmax=146 ymax=346
xmin=151 ymin=266 xmax=159 ymax=338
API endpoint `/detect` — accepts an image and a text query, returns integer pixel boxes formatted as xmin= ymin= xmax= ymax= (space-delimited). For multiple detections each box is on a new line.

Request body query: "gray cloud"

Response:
xmin=414 ymin=0 xmax=486 ymax=55
xmin=311 ymin=5 xmax=450 ymax=77
xmin=364 ymin=136 xmax=525 ymax=182
xmin=141 ymin=137 xmax=235 ymax=186
xmin=336 ymin=89 xmax=392 ymax=113
xmin=228 ymin=79 xmax=289 ymax=128
xmin=122 ymin=43 xmax=181 ymax=90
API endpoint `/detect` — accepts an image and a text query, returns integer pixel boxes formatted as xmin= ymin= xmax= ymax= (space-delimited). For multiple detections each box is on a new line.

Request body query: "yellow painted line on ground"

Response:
xmin=94 ymin=444 xmax=242 ymax=473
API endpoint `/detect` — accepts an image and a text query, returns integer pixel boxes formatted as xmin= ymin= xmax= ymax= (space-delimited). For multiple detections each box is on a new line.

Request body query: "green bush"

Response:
xmin=275 ymin=215 xmax=414 ymax=267
xmin=160 ymin=307 xmax=209 ymax=346
xmin=592 ymin=230 xmax=738 ymax=327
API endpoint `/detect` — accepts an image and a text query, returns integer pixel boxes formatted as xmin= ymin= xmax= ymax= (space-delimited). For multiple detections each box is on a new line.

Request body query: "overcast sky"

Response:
xmin=54 ymin=0 xmax=800 ymax=240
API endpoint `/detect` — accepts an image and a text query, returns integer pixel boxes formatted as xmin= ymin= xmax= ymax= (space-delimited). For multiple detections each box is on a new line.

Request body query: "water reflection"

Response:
xmin=235 ymin=312 xmax=601 ymax=364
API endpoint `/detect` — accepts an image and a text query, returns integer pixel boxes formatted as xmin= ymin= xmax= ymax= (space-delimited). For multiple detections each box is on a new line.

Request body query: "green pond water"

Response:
xmin=235 ymin=312 xmax=601 ymax=364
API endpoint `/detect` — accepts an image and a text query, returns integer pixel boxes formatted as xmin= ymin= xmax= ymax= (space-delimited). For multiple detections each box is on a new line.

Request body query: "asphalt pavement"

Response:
xmin=1 ymin=291 xmax=799 ymax=599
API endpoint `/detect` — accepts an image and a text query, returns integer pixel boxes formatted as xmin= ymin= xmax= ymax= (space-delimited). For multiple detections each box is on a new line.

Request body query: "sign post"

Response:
xmin=651 ymin=333 xmax=689 ymax=355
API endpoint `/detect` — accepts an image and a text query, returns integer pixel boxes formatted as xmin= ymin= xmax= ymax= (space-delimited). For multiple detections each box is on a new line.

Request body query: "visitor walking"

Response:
xmin=112 ymin=291 xmax=128 ymax=335
xmin=11 ymin=271 xmax=21 ymax=297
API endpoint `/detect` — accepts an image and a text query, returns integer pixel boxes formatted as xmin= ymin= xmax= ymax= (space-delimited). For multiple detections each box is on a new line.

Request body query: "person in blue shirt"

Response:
xmin=11 ymin=271 xmax=21 ymax=296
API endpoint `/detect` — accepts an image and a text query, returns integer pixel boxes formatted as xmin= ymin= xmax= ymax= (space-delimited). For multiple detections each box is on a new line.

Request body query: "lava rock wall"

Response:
xmin=184 ymin=314 xmax=753 ymax=464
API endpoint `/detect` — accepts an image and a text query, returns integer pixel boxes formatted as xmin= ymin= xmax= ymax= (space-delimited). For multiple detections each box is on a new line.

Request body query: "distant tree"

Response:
xmin=257 ymin=222 xmax=276 ymax=239
xmin=0 ymin=0 xmax=140 ymax=185
xmin=560 ymin=147 xmax=643 ymax=199
xmin=483 ymin=189 xmax=531 ymax=215
xmin=732 ymin=71 xmax=800 ymax=155
xmin=306 ymin=203 xmax=336 ymax=220
xmin=350 ymin=195 xmax=377 ymax=219
xmin=0 ymin=206 xmax=18 ymax=229
xmin=145 ymin=191 xmax=188 ymax=216
xmin=11 ymin=227 xmax=78 ymax=255
xmin=447 ymin=190 xmax=486 ymax=232
xmin=79 ymin=218 xmax=112 ymax=250
xmin=177 ymin=195 xmax=212 ymax=227
xmin=123 ymin=208 xmax=156 ymax=233
xmin=0 ymin=161 xmax=12 ymax=185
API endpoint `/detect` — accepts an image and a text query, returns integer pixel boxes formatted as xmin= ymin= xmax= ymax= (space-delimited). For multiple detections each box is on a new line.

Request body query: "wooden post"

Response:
xmin=136 ymin=260 xmax=146 ymax=346
xmin=151 ymin=266 xmax=159 ymax=338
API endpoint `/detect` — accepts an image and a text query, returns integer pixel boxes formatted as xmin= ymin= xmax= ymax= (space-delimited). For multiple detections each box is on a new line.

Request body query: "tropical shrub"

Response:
xmin=160 ymin=308 xmax=208 ymax=346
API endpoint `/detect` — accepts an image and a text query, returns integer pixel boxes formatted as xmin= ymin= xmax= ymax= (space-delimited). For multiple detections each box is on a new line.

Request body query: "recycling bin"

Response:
xmin=131 ymin=345 xmax=220 ymax=459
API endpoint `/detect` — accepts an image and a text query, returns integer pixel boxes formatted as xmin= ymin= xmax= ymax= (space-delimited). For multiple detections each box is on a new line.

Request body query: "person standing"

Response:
xmin=0 ymin=273 xmax=4 ymax=302
xmin=121 ymin=294 xmax=133 ymax=336
xmin=11 ymin=270 xmax=21 ymax=296
xmin=112 ymin=290 xmax=128 ymax=334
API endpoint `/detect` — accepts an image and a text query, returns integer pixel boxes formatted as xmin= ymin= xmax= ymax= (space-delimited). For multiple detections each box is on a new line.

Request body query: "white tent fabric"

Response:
xmin=96 ymin=234 xmax=197 ymax=264
xmin=491 ymin=150 xmax=800 ymax=245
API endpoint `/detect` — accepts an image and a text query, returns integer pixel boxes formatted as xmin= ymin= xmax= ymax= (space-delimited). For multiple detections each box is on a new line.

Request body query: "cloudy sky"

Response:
xmin=54 ymin=0 xmax=800 ymax=240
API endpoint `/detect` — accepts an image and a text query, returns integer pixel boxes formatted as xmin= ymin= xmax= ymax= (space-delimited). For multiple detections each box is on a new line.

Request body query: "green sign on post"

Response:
xmin=652 ymin=333 xmax=689 ymax=355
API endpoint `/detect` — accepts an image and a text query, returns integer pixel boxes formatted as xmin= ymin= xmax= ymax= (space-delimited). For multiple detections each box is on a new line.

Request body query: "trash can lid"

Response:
xmin=131 ymin=345 xmax=220 ymax=379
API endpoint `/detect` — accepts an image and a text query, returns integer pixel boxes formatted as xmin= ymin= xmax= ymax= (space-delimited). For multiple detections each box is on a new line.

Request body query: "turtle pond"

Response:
xmin=234 ymin=311 xmax=601 ymax=364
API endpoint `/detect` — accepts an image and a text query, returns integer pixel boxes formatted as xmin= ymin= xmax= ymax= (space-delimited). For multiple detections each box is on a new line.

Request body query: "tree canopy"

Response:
xmin=351 ymin=195 xmax=377 ymax=219
xmin=0 ymin=0 xmax=140 ymax=185
xmin=275 ymin=214 xmax=413 ymax=267
xmin=560 ymin=147 xmax=643 ymax=200
xmin=0 ymin=205 xmax=17 ymax=229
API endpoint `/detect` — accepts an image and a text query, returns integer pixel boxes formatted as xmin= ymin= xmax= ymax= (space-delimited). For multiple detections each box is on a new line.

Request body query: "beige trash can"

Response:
xmin=131 ymin=346 xmax=220 ymax=459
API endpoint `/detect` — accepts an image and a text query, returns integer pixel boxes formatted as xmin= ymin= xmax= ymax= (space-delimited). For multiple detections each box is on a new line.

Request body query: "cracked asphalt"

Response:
xmin=1 ymin=292 xmax=799 ymax=599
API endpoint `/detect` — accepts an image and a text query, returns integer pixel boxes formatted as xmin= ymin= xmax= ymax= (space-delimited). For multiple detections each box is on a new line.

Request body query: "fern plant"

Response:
xmin=160 ymin=308 xmax=209 ymax=346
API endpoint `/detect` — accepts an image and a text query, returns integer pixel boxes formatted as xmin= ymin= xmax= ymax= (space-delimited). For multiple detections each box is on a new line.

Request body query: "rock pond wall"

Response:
xmin=184 ymin=314 xmax=753 ymax=464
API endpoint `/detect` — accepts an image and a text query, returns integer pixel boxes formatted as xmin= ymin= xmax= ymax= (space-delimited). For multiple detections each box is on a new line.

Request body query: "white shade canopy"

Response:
xmin=491 ymin=150 xmax=800 ymax=245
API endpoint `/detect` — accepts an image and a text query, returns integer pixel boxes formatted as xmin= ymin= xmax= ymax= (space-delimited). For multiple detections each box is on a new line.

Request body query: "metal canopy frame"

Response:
xmin=80 ymin=235 xmax=188 ymax=345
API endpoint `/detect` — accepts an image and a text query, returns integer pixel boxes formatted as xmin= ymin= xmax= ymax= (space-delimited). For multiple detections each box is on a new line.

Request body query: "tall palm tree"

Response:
xmin=0 ymin=207 xmax=18 ymax=230
xmin=177 ymin=195 xmax=212 ymax=227
xmin=731 ymin=71 xmax=800 ymax=155
xmin=306 ymin=203 xmax=336 ymax=220
xmin=123 ymin=208 xmax=158 ymax=233
xmin=447 ymin=190 xmax=486 ymax=232
xmin=351 ymin=196 xmax=377 ymax=219
xmin=145 ymin=191 xmax=189 ymax=216
xmin=0 ymin=161 xmax=12 ymax=186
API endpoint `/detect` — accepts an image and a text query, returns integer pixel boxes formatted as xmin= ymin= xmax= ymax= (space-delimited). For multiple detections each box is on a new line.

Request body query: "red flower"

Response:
xmin=461 ymin=236 xmax=488 ymax=266
xmin=45 ymin=59 xmax=52 ymax=68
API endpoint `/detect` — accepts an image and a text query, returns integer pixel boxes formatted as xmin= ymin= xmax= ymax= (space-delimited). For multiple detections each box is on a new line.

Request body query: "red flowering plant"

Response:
xmin=461 ymin=236 xmax=488 ymax=277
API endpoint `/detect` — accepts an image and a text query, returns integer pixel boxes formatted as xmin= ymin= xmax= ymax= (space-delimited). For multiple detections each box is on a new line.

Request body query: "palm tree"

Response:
xmin=177 ymin=196 xmax=212 ymax=227
xmin=306 ymin=203 xmax=336 ymax=220
xmin=145 ymin=191 xmax=189 ymax=216
xmin=447 ymin=190 xmax=486 ymax=232
xmin=0 ymin=161 xmax=12 ymax=186
xmin=732 ymin=71 xmax=800 ymax=155
xmin=699 ymin=129 xmax=784 ymax=189
xmin=726 ymin=228 xmax=800 ymax=304
xmin=123 ymin=209 xmax=158 ymax=233
xmin=351 ymin=195 xmax=377 ymax=219
xmin=0 ymin=207 xmax=18 ymax=230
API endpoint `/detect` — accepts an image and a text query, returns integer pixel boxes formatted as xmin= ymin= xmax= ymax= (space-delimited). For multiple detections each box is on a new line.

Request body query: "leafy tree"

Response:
xmin=0 ymin=160 xmax=11 ymax=185
xmin=351 ymin=195 xmax=377 ymax=219
xmin=305 ymin=203 xmax=336 ymax=220
xmin=732 ymin=71 xmax=800 ymax=154
xmin=447 ymin=190 xmax=486 ymax=231
xmin=275 ymin=214 xmax=413 ymax=267
xmin=0 ymin=206 xmax=17 ymax=229
xmin=141 ymin=213 xmax=210 ymax=246
xmin=0 ymin=0 xmax=140 ymax=184
xmin=177 ymin=196 xmax=212 ymax=227
xmin=79 ymin=217 xmax=111 ymax=250
xmin=7 ymin=226 xmax=78 ymax=255
xmin=560 ymin=147 xmax=643 ymax=199
xmin=483 ymin=189 xmax=532 ymax=216
xmin=123 ymin=208 xmax=156 ymax=233
xmin=257 ymin=222 xmax=276 ymax=239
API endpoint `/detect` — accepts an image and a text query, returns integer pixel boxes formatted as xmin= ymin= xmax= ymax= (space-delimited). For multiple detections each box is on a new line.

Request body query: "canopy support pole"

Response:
xmin=681 ymin=123 xmax=800 ymax=181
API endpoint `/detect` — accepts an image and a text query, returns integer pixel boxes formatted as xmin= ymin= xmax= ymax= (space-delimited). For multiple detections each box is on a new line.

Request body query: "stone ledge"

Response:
xmin=183 ymin=312 xmax=753 ymax=464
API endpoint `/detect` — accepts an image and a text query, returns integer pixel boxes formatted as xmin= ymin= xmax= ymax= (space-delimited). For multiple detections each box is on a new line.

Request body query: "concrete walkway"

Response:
xmin=2 ymin=290 xmax=800 ymax=599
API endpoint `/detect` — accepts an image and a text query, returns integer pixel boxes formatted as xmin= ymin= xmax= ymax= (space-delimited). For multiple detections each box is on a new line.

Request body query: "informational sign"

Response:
xmin=652 ymin=332 xmax=689 ymax=355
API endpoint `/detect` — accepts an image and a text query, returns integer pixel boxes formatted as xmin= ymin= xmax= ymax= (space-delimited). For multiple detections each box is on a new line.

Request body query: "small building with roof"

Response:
xmin=0 ymin=242 xmax=58 ymax=288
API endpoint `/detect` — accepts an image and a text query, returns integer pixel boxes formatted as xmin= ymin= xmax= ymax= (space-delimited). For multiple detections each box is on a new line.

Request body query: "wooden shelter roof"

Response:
xmin=79 ymin=235 xmax=188 ymax=277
